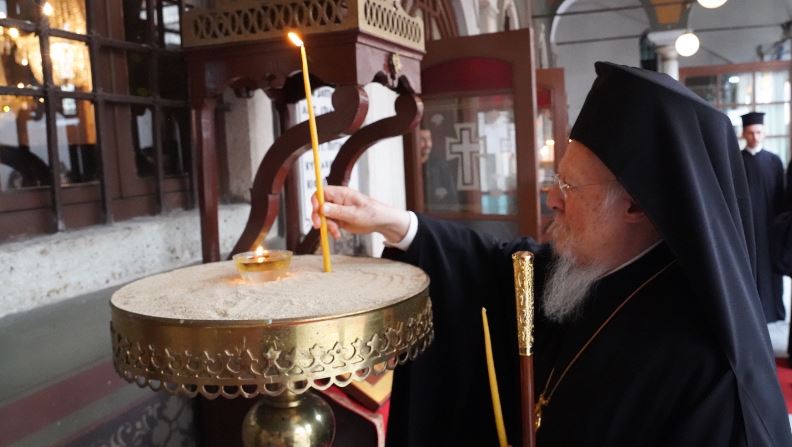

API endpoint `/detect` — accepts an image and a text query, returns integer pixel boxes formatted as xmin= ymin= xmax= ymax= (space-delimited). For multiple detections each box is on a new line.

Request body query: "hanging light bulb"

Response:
xmin=697 ymin=0 xmax=727 ymax=8
xmin=675 ymin=32 xmax=700 ymax=57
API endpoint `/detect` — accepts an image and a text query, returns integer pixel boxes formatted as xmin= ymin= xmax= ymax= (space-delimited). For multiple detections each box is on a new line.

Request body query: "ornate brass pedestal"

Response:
xmin=110 ymin=255 xmax=432 ymax=446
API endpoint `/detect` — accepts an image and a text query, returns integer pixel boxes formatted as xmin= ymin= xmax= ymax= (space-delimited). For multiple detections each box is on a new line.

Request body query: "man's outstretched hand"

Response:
xmin=311 ymin=185 xmax=410 ymax=242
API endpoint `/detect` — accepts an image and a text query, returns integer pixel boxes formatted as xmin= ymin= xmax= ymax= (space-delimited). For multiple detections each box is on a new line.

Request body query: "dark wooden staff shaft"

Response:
xmin=512 ymin=251 xmax=536 ymax=447
xmin=520 ymin=356 xmax=536 ymax=447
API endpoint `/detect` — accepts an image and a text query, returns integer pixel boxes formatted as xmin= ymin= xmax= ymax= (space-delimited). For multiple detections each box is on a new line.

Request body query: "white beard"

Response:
xmin=543 ymin=185 xmax=625 ymax=322
xmin=542 ymin=253 xmax=609 ymax=322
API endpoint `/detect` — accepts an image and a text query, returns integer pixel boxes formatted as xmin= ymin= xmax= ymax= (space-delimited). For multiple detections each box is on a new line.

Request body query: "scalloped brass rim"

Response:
xmin=111 ymin=287 xmax=433 ymax=399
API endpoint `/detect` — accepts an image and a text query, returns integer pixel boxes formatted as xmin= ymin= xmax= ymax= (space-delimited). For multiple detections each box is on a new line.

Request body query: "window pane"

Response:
xmin=162 ymin=108 xmax=190 ymax=176
xmin=132 ymin=105 xmax=154 ymax=177
xmin=684 ymin=75 xmax=717 ymax=103
xmin=422 ymin=94 xmax=516 ymax=215
xmin=163 ymin=30 xmax=180 ymax=48
xmin=158 ymin=53 xmax=186 ymax=99
xmin=0 ymin=95 xmax=50 ymax=191
xmin=123 ymin=0 xmax=149 ymax=44
xmin=0 ymin=29 xmax=43 ymax=88
xmin=755 ymin=103 xmax=789 ymax=136
xmin=724 ymin=106 xmax=753 ymax=134
xmin=49 ymin=37 xmax=92 ymax=92
xmin=755 ymin=70 xmax=790 ymax=104
xmin=57 ymin=98 xmax=97 ymax=185
xmin=764 ymin=136 xmax=790 ymax=168
xmin=161 ymin=2 xmax=181 ymax=48
xmin=0 ymin=0 xmax=39 ymax=22
xmin=127 ymin=50 xmax=152 ymax=96
xmin=720 ymin=72 xmax=753 ymax=105
xmin=47 ymin=0 xmax=86 ymax=34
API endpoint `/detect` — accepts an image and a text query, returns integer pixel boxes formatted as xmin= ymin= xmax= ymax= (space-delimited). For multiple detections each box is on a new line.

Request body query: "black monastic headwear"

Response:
xmin=570 ymin=62 xmax=791 ymax=445
xmin=742 ymin=111 xmax=765 ymax=127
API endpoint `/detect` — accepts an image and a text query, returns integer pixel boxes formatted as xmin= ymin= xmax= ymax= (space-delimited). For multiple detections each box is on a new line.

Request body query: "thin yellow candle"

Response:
xmin=482 ymin=307 xmax=508 ymax=447
xmin=288 ymin=31 xmax=331 ymax=273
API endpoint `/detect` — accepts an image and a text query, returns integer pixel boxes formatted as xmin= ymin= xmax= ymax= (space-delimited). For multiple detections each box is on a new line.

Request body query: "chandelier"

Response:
xmin=0 ymin=0 xmax=91 ymax=93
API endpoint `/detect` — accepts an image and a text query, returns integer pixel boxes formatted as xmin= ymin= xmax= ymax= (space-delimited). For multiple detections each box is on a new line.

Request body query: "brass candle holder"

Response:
xmin=110 ymin=255 xmax=433 ymax=446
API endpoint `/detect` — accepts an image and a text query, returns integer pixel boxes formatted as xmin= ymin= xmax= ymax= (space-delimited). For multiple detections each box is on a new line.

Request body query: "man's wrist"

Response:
xmin=383 ymin=211 xmax=418 ymax=251
xmin=380 ymin=209 xmax=411 ymax=243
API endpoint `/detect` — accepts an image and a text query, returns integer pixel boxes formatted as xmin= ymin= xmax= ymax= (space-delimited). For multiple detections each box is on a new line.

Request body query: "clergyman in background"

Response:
xmin=740 ymin=111 xmax=785 ymax=323
xmin=419 ymin=127 xmax=458 ymax=212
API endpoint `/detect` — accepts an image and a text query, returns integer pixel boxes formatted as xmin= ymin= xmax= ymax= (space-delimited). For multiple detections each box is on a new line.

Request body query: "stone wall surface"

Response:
xmin=0 ymin=204 xmax=254 ymax=319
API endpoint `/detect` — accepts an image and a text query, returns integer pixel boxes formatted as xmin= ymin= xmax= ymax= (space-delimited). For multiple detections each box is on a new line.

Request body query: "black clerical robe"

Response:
xmin=533 ymin=242 xmax=743 ymax=445
xmin=384 ymin=216 xmax=746 ymax=446
xmin=741 ymin=149 xmax=785 ymax=322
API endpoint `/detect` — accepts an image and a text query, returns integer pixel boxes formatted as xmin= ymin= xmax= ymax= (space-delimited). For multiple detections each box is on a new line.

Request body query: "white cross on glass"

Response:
xmin=446 ymin=124 xmax=482 ymax=190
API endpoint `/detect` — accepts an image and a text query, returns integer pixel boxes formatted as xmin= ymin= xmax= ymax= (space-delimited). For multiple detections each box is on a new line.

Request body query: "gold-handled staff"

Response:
xmin=512 ymin=251 xmax=536 ymax=447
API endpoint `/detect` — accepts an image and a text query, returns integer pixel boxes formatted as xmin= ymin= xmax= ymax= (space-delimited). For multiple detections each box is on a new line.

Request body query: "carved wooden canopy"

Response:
xmin=183 ymin=0 xmax=426 ymax=100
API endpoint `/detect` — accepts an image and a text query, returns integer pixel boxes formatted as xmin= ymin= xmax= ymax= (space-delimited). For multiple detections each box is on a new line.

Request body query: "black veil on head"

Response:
xmin=570 ymin=61 xmax=791 ymax=444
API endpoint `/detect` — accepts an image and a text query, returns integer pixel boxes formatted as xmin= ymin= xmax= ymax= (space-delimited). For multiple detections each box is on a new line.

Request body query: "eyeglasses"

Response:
xmin=552 ymin=174 xmax=616 ymax=199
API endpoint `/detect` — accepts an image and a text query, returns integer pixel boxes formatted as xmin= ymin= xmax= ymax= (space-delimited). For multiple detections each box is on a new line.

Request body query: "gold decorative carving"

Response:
xmin=512 ymin=251 xmax=534 ymax=356
xmin=183 ymin=0 xmax=424 ymax=52
xmin=111 ymin=295 xmax=433 ymax=399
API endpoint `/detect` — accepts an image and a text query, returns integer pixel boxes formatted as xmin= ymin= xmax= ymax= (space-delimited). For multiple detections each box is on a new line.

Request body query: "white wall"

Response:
xmin=552 ymin=0 xmax=646 ymax=123
xmin=355 ymin=83 xmax=406 ymax=257
xmin=223 ymin=89 xmax=274 ymax=202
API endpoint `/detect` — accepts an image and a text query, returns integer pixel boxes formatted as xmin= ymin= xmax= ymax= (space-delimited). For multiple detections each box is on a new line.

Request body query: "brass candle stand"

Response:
xmin=110 ymin=255 xmax=433 ymax=446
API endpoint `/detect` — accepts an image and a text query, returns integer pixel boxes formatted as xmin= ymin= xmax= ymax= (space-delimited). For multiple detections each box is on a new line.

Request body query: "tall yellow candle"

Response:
xmin=288 ymin=31 xmax=331 ymax=273
xmin=482 ymin=307 xmax=508 ymax=447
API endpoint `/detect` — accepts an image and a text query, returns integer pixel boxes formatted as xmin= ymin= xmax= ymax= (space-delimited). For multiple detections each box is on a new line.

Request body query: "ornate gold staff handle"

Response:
xmin=512 ymin=251 xmax=536 ymax=447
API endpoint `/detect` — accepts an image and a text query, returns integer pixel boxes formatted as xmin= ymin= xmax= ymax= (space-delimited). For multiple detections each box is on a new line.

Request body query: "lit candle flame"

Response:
xmin=287 ymin=31 xmax=304 ymax=47
xmin=42 ymin=2 xmax=54 ymax=17
xmin=9 ymin=27 xmax=19 ymax=38
xmin=254 ymin=245 xmax=267 ymax=264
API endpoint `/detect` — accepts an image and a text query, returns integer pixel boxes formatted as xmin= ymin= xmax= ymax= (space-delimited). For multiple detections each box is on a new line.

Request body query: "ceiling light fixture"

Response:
xmin=675 ymin=32 xmax=700 ymax=57
xmin=697 ymin=0 xmax=728 ymax=9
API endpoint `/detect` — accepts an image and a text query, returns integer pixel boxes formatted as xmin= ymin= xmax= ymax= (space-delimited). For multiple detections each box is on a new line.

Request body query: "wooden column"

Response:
xmin=193 ymin=97 xmax=220 ymax=263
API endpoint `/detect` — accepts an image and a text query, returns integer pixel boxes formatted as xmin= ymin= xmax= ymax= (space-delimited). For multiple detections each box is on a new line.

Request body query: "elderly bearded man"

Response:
xmin=312 ymin=62 xmax=792 ymax=446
